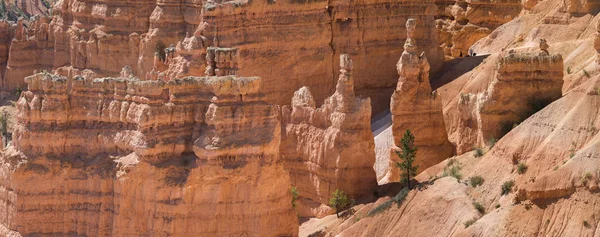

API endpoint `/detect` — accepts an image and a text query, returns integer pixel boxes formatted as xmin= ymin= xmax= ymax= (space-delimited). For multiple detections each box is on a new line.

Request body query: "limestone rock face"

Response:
xmin=390 ymin=19 xmax=454 ymax=177
xmin=451 ymin=50 xmax=564 ymax=153
xmin=5 ymin=73 xmax=298 ymax=236
xmin=280 ymin=54 xmax=377 ymax=218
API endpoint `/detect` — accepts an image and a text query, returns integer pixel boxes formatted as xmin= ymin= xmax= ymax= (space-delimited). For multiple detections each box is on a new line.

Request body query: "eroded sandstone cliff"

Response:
xmin=1 ymin=0 xmax=445 ymax=116
xmin=448 ymin=47 xmax=564 ymax=153
xmin=388 ymin=19 xmax=453 ymax=180
xmin=2 ymin=72 xmax=298 ymax=236
xmin=280 ymin=54 xmax=377 ymax=218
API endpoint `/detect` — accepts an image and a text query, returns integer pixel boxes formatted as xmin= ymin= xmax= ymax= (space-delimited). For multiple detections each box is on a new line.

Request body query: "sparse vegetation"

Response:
xmin=473 ymin=146 xmax=484 ymax=158
xmin=583 ymin=69 xmax=591 ymax=78
xmin=392 ymin=187 xmax=409 ymax=207
xmin=368 ymin=199 xmax=393 ymax=216
xmin=495 ymin=204 xmax=501 ymax=209
xmin=464 ymin=217 xmax=478 ymax=228
xmin=443 ymin=161 xmax=462 ymax=181
xmin=517 ymin=163 xmax=528 ymax=174
xmin=473 ymin=202 xmax=485 ymax=214
xmin=567 ymin=67 xmax=571 ymax=74
xmin=460 ymin=93 xmax=471 ymax=104
xmin=155 ymin=40 xmax=167 ymax=62
xmin=395 ymin=129 xmax=418 ymax=189
xmin=488 ymin=138 xmax=497 ymax=149
xmin=291 ymin=186 xmax=298 ymax=210
xmin=329 ymin=189 xmax=350 ymax=218
xmin=354 ymin=212 xmax=364 ymax=223
xmin=0 ymin=110 xmax=9 ymax=147
xmin=15 ymin=87 xmax=22 ymax=97
xmin=554 ymin=166 xmax=559 ymax=171
xmin=595 ymin=86 xmax=600 ymax=96
xmin=584 ymin=220 xmax=591 ymax=228
xmin=501 ymin=180 xmax=514 ymax=195
xmin=0 ymin=0 xmax=5 ymax=20
xmin=469 ymin=176 xmax=484 ymax=187
xmin=582 ymin=172 xmax=592 ymax=186
xmin=367 ymin=188 xmax=409 ymax=216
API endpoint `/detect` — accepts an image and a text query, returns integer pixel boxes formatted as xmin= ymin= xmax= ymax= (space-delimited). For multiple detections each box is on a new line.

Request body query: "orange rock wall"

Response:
xmin=4 ymin=73 xmax=298 ymax=236
xmin=453 ymin=52 xmax=564 ymax=153
xmin=280 ymin=55 xmax=377 ymax=217
xmin=204 ymin=0 xmax=444 ymax=114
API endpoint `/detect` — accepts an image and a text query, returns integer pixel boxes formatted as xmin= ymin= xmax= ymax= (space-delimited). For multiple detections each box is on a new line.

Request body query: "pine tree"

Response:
xmin=395 ymin=129 xmax=418 ymax=189
xmin=329 ymin=189 xmax=349 ymax=218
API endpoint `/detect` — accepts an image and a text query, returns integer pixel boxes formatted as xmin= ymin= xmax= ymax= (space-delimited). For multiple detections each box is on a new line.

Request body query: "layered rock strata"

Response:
xmin=435 ymin=0 xmax=522 ymax=58
xmin=2 ymin=0 xmax=445 ymax=115
xmin=453 ymin=47 xmax=564 ymax=153
xmin=281 ymin=54 xmax=377 ymax=217
xmin=202 ymin=0 xmax=444 ymax=114
xmin=389 ymin=19 xmax=454 ymax=178
xmin=4 ymin=73 xmax=298 ymax=236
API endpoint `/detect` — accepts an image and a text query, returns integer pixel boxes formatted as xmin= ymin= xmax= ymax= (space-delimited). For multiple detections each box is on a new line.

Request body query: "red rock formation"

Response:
xmin=5 ymin=73 xmax=298 ymax=236
xmin=435 ymin=0 xmax=522 ymax=58
xmin=281 ymin=54 xmax=377 ymax=217
xmin=448 ymin=47 xmax=564 ymax=153
xmin=389 ymin=19 xmax=453 ymax=178
xmin=201 ymin=0 xmax=445 ymax=114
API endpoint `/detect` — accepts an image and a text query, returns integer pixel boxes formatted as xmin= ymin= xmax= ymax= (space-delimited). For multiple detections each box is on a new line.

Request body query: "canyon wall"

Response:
xmin=280 ymin=54 xmax=377 ymax=218
xmin=203 ymin=0 xmax=444 ymax=114
xmin=1 ymin=0 xmax=444 ymax=115
xmin=3 ymin=72 xmax=298 ymax=236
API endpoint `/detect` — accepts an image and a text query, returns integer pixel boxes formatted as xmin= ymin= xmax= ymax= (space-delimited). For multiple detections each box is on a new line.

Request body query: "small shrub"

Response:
xmin=583 ymin=69 xmax=591 ymax=78
xmin=155 ymin=40 xmax=166 ymax=62
xmin=473 ymin=147 xmax=484 ymax=158
xmin=14 ymin=87 xmax=22 ymax=97
xmin=367 ymin=199 xmax=393 ymax=216
xmin=595 ymin=87 xmax=600 ymax=95
xmin=464 ymin=217 xmax=478 ymax=228
xmin=517 ymin=163 xmax=528 ymax=174
xmin=291 ymin=186 xmax=298 ymax=210
xmin=443 ymin=164 xmax=462 ymax=181
xmin=488 ymin=138 xmax=497 ymax=149
xmin=460 ymin=93 xmax=471 ymax=104
xmin=554 ymin=166 xmax=559 ymax=171
xmin=584 ymin=220 xmax=591 ymax=228
xmin=392 ymin=188 xmax=409 ymax=207
xmin=567 ymin=67 xmax=571 ymax=74
xmin=495 ymin=204 xmax=500 ymax=209
xmin=469 ymin=176 xmax=484 ymax=187
xmin=583 ymin=172 xmax=592 ymax=185
xmin=367 ymin=188 xmax=409 ymax=217
xmin=367 ymin=188 xmax=409 ymax=216
xmin=473 ymin=202 xmax=485 ymax=214
xmin=0 ymin=110 xmax=9 ymax=147
xmin=501 ymin=180 xmax=514 ymax=195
